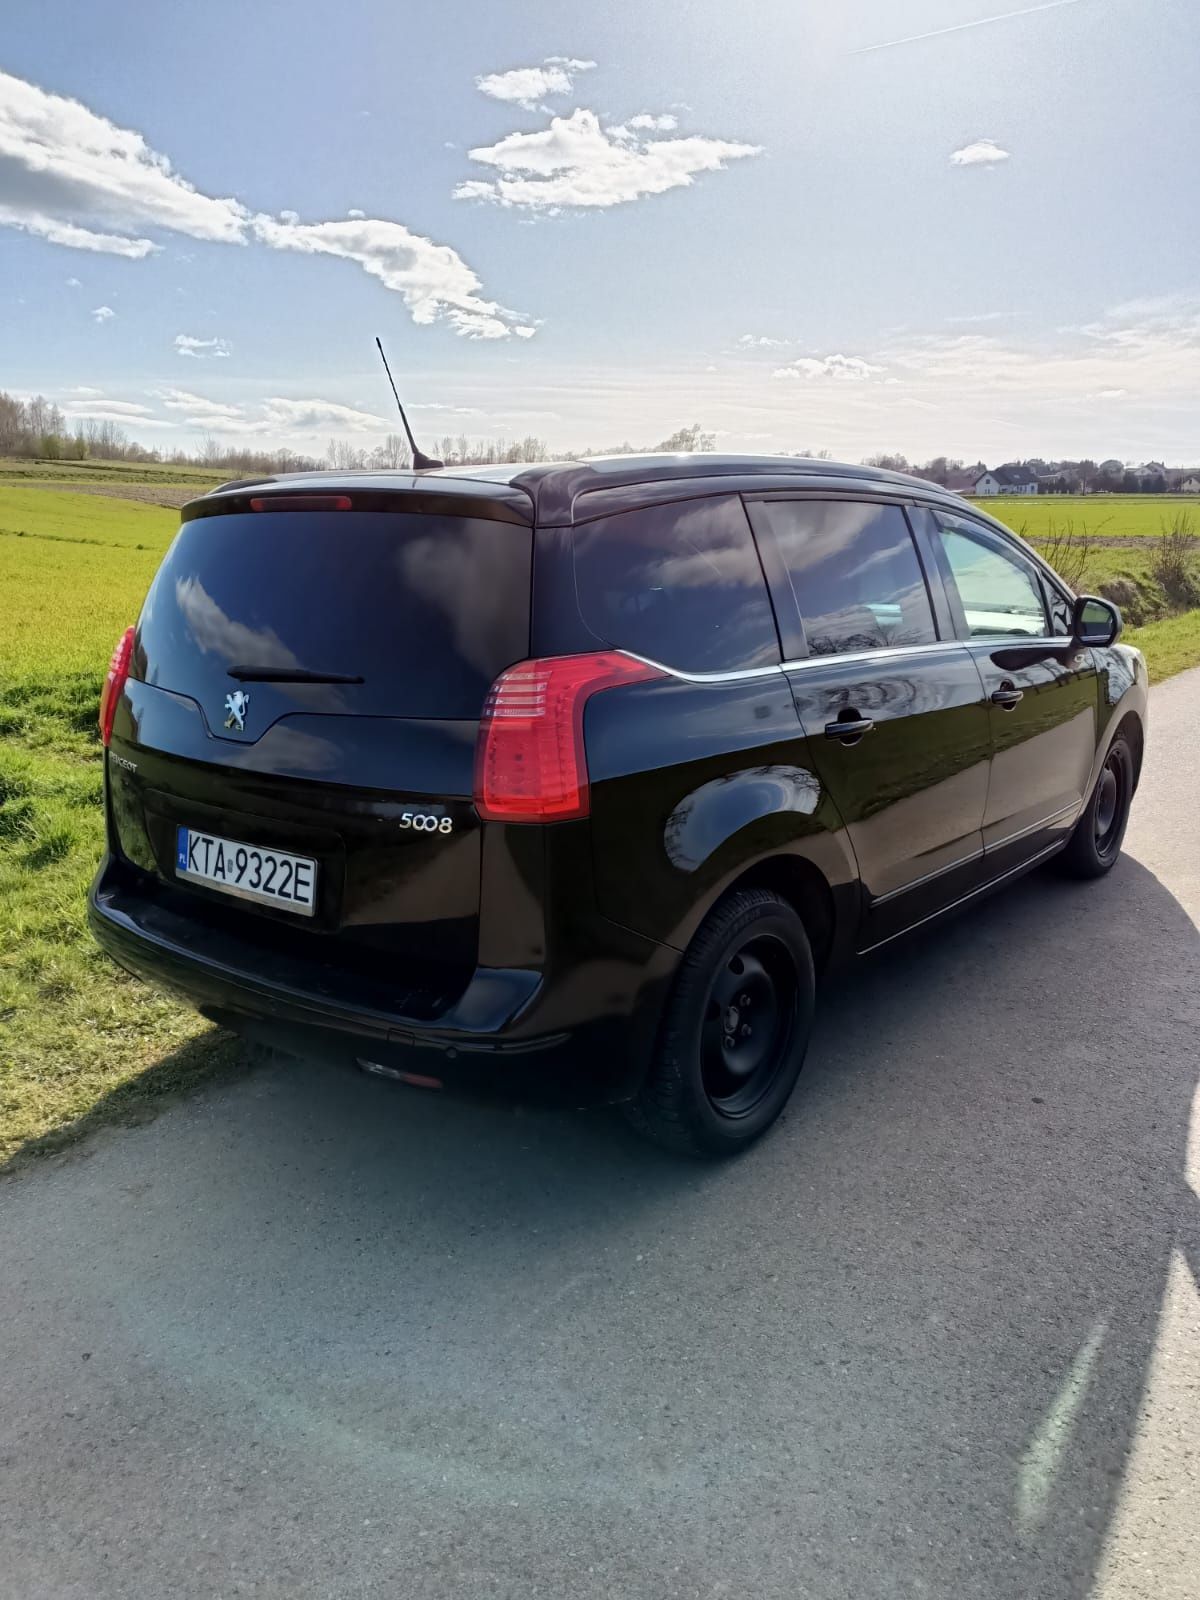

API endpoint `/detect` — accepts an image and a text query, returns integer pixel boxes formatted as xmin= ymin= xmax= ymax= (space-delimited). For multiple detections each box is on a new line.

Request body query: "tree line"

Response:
xmin=2 ymin=391 xmax=1194 ymax=485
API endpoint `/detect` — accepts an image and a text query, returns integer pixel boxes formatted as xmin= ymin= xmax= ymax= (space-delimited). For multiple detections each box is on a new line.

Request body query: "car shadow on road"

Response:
xmin=4 ymin=853 xmax=1197 ymax=1599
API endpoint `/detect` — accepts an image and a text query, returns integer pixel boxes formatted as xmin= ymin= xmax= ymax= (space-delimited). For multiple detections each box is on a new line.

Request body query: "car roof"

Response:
xmin=202 ymin=453 xmax=974 ymax=527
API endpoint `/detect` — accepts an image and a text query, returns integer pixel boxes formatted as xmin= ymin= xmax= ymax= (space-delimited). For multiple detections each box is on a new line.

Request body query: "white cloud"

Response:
xmin=738 ymin=333 xmax=793 ymax=348
xmin=252 ymin=214 xmax=536 ymax=339
xmin=0 ymin=68 xmax=247 ymax=252
xmin=773 ymin=353 xmax=885 ymax=381
xmin=64 ymin=397 xmax=150 ymax=417
xmin=156 ymin=388 xmax=244 ymax=422
xmin=475 ymin=57 xmax=596 ymax=111
xmin=175 ymin=332 xmax=231 ymax=358
xmin=1073 ymin=295 xmax=1200 ymax=349
xmin=627 ymin=113 xmax=678 ymax=131
xmin=62 ymin=396 xmax=170 ymax=427
xmin=91 ymin=304 xmax=114 ymax=322
xmin=65 ymin=275 xmax=81 ymax=286
xmin=950 ymin=138 xmax=1010 ymax=167
xmin=456 ymin=107 xmax=761 ymax=211
xmin=69 ymin=384 xmax=103 ymax=397
xmin=347 ymin=207 xmax=365 ymax=218
xmin=173 ymin=395 xmax=392 ymax=438
xmin=259 ymin=398 xmax=390 ymax=433
xmin=3 ymin=213 xmax=158 ymax=256
xmin=0 ymin=68 xmax=536 ymax=340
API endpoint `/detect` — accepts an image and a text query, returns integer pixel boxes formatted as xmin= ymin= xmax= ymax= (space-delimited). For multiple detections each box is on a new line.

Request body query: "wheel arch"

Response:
xmin=697 ymin=852 xmax=849 ymax=977
xmin=1114 ymin=709 xmax=1145 ymax=790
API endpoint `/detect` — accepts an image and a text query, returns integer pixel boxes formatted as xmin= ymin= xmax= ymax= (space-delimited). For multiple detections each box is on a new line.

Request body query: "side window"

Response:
xmin=935 ymin=515 xmax=1048 ymax=638
xmin=754 ymin=500 xmax=937 ymax=656
xmin=570 ymin=495 xmax=780 ymax=674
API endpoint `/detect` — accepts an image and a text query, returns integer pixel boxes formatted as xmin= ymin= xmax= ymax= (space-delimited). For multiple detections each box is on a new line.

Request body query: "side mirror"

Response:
xmin=1072 ymin=594 xmax=1122 ymax=648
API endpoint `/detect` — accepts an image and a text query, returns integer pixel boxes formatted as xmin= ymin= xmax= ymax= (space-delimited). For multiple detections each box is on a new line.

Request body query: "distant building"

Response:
xmin=1180 ymin=475 xmax=1200 ymax=494
xmin=974 ymin=466 xmax=1039 ymax=497
xmin=946 ymin=463 xmax=985 ymax=494
xmin=1037 ymin=469 xmax=1077 ymax=494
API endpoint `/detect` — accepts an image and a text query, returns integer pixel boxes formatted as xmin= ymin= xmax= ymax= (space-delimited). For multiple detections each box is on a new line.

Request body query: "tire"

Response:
xmin=1055 ymin=733 xmax=1135 ymax=880
xmin=624 ymin=888 xmax=816 ymax=1159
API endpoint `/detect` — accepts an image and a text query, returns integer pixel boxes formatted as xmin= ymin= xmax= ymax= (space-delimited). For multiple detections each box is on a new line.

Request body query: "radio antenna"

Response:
xmin=374 ymin=337 xmax=443 ymax=470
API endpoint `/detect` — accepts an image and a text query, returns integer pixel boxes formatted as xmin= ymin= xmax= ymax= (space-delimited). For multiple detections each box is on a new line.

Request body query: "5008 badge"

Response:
xmin=399 ymin=813 xmax=453 ymax=834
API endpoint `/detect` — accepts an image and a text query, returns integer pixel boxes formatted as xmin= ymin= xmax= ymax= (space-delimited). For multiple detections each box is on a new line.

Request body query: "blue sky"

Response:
xmin=1 ymin=0 xmax=1196 ymax=462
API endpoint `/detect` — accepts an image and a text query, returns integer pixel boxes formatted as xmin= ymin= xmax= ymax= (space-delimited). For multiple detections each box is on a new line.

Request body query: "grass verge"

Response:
xmin=0 ymin=490 xmax=240 ymax=1172
xmin=1125 ymin=609 xmax=1200 ymax=681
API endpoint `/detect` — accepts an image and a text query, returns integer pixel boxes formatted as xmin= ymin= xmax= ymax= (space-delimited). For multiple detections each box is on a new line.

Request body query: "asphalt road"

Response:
xmin=2 ymin=669 xmax=1197 ymax=1600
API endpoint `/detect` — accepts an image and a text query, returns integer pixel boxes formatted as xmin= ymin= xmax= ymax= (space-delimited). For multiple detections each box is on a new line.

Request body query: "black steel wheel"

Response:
xmin=1056 ymin=732 xmax=1135 ymax=879
xmin=700 ymin=934 xmax=800 ymax=1119
xmin=625 ymin=888 xmax=816 ymax=1158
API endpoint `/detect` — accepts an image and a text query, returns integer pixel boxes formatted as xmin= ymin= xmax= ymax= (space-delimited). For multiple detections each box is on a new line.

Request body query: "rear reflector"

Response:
xmin=249 ymin=494 xmax=352 ymax=512
xmin=474 ymin=652 xmax=663 ymax=823
xmin=99 ymin=626 xmax=135 ymax=748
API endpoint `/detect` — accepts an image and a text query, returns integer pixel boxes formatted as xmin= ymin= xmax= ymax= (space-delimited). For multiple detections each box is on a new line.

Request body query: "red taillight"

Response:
xmin=99 ymin=626 xmax=135 ymax=748
xmin=249 ymin=494 xmax=352 ymax=512
xmin=474 ymin=652 xmax=663 ymax=823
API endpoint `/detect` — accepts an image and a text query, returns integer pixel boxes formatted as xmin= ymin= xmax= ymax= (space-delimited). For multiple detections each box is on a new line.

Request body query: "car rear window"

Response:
xmin=570 ymin=496 xmax=779 ymax=674
xmin=137 ymin=511 xmax=531 ymax=719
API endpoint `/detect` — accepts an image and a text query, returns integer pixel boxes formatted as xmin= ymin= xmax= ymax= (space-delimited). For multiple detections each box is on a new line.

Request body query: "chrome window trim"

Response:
xmin=622 ymin=635 xmax=1089 ymax=684
xmin=782 ymin=640 xmax=972 ymax=673
xmin=620 ymin=638 xmax=980 ymax=684
xmin=619 ymin=650 xmax=785 ymax=684
xmin=962 ymin=634 xmax=1090 ymax=656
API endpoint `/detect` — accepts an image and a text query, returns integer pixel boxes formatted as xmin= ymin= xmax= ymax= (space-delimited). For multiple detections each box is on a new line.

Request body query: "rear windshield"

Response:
xmin=137 ymin=511 xmax=531 ymax=719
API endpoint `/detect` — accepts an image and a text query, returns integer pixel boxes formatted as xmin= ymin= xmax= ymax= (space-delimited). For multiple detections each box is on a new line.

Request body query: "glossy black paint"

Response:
xmin=89 ymin=456 xmax=1149 ymax=1107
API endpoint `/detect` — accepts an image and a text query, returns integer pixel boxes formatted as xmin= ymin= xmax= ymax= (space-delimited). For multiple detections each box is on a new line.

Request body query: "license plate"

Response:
xmin=175 ymin=826 xmax=318 ymax=916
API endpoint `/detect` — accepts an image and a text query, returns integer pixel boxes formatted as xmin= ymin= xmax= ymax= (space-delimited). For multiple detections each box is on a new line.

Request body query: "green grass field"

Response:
xmin=979 ymin=494 xmax=1197 ymax=542
xmin=0 ymin=476 xmax=235 ymax=1169
xmin=0 ymin=455 xmax=222 ymax=488
xmin=1 ymin=473 xmax=1198 ymax=1167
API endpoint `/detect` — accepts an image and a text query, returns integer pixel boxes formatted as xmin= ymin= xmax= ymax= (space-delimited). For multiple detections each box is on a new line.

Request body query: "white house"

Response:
xmin=1180 ymin=475 xmax=1200 ymax=494
xmin=974 ymin=466 xmax=1039 ymax=497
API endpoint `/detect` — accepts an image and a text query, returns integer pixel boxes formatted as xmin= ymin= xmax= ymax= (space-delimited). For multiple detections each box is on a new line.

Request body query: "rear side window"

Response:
xmin=138 ymin=511 xmax=531 ymax=719
xmin=754 ymin=500 xmax=937 ymax=656
xmin=570 ymin=496 xmax=779 ymax=674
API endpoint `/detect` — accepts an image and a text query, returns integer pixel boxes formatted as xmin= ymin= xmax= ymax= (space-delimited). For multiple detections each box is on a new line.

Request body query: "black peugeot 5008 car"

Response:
xmin=89 ymin=454 xmax=1147 ymax=1156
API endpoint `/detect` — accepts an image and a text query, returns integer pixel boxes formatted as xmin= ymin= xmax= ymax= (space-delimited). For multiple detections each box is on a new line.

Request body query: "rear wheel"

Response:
xmin=625 ymin=889 xmax=815 ymax=1158
xmin=1056 ymin=733 xmax=1134 ymax=879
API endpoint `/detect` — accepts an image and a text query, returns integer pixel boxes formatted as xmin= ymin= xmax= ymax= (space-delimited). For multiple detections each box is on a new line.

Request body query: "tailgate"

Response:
xmin=108 ymin=499 xmax=531 ymax=977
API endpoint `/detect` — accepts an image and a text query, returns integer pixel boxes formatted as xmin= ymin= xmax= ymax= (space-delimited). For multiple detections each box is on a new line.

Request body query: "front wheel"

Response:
xmin=624 ymin=889 xmax=816 ymax=1158
xmin=1056 ymin=733 xmax=1135 ymax=879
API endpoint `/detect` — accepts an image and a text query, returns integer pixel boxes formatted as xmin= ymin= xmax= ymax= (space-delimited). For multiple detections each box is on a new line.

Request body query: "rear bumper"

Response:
xmin=88 ymin=854 xmax=677 ymax=1106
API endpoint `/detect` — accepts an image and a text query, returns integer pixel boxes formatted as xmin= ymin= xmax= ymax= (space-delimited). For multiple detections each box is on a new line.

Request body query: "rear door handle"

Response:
xmin=990 ymin=683 xmax=1024 ymax=709
xmin=825 ymin=714 xmax=875 ymax=742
